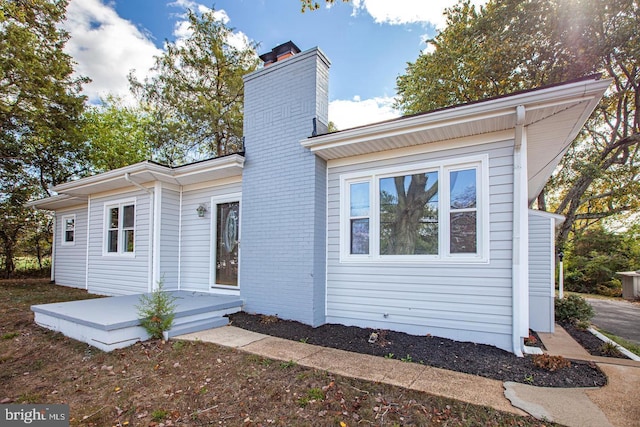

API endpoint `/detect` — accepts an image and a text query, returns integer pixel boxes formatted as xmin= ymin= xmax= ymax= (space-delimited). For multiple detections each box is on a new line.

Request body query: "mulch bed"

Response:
xmin=560 ymin=322 xmax=629 ymax=359
xmin=229 ymin=312 xmax=606 ymax=388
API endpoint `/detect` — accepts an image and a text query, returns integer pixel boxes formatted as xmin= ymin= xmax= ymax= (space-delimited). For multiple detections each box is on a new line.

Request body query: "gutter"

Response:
xmin=512 ymin=105 xmax=528 ymax=357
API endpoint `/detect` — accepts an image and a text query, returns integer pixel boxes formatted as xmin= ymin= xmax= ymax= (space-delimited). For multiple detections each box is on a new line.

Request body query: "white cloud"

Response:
xmin=351 ymin=0 xmax=488 ymax=29
xmin=169 ymin=0 xmax=213 ymax=16
xmin=329 ymin=96 xmax=399 ymax=130
xmin=64 ymin=0 xmax=162 ymax=103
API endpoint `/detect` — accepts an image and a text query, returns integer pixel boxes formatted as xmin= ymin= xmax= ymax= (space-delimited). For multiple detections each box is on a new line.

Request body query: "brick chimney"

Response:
xmin=240 ymin=43 xmax=330 ymax=326
xmin=258 ymin=40 xmax=301 ymax=67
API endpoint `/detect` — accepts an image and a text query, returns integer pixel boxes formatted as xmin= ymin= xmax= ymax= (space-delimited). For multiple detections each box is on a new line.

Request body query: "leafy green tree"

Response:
xmin=395 ymin=0 xmax=639 ymax=246
xmin=300 ymin=0 xmax=349 ymax=12
xmin=82 ymin=95 xmax=153 ymax=172
xmin=129 ymin=8 xmax=259 ymax=165
xmin=0 ymin=0 xmax=88 ymax=276
xmin=563 ymin=226 xmax=637 ymax=296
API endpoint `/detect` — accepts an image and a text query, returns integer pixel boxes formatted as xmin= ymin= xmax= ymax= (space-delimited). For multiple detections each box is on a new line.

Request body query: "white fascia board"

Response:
xmin=50 ymin=155 xmax=244 ymax=198
xmin=302 ymin=77 xmax=611 ymax=155
xmin=53 ymin=161 xmax=170 ymax=194
xmin=27 ymin=194 xmax=87 ymax=210
xmin=528 ymin=209 xmax=566 ymax=225
xmin=172 ymin=154 xmax=244 ymax=179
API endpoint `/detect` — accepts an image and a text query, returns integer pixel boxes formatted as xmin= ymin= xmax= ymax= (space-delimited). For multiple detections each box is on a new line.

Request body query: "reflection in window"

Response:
xmin=379 ymin=172 xmax=438 ymax=255
xmin=349 ymin=182 xmax=369 ymax=254
xmin=449 ymin=169 xmax=477 ymax=253
xmin=63 ymin=216 xmax=75 ymax=243
xmin=106 ymin=203 xmax=135 ymax=254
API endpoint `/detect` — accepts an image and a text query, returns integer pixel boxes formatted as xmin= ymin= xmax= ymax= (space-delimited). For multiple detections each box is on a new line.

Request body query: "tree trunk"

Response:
xmin=388 ymin=174 xmax=438 ymax=254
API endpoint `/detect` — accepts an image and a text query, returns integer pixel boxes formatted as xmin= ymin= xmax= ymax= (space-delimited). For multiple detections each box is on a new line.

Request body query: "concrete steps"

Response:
xmin=163 ymin=317 xmax=229 ymax=340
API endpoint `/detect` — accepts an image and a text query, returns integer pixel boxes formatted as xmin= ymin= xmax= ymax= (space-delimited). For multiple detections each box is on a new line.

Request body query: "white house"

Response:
xmin=31 ymin=42 xmax=609 ymax=356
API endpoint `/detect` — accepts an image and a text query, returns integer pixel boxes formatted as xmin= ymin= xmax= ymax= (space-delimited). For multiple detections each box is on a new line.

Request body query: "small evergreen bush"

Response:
xmin=136 ymin=279 xmax=177 ymax=339
xmin=555 ymin=294 xmax=594 ymax=325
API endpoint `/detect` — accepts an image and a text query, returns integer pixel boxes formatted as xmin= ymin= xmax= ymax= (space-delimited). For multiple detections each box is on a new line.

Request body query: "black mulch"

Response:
xmin=228 ymin=312 xmax=606 ymax=388
xmin=560 ymin=322 xmax=629 ymax=359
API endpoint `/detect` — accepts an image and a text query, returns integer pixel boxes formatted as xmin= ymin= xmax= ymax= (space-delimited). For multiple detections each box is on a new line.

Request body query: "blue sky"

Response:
xmin=63 ymin=0 xmax=486 ymax=129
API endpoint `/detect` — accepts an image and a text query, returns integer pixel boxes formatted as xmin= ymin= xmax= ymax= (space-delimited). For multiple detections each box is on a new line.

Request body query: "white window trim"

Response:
xmin=209 ymin=193 xmax=242 ymax=290
xmin=60 ymin=214 xmax=76 ymax=246
xmin=339 ymin=154 xmax=490 ymax=264
xmin=102 ymin=198 xmax=137 ymax=257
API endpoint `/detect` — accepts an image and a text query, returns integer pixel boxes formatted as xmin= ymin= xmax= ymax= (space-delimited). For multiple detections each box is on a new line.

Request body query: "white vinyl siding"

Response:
xmin=54 ymin=206 xmax=87 ymax=288
xmin=180 ymin=181 xmax=242 ymax=292
xmin=160 ymin=188 xmax=180 ymax=290
xmin=87 ymin=190 xmax=150 ymax=295
xmin=528 ymin=210 xmax=556 ymax=333
xmin=327 ymin=140 xmax=515 ymax=351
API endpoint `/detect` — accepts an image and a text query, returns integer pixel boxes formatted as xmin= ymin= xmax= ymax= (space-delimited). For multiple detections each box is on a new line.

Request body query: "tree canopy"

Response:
xmin=395 ymin=0 xmax=640 ymax=245
xmin=0 ymin=0 xmax=88 ymax=275
xmin=129 ymin=8 xmax=259 ymax=166
xmin=81 ymin=95 xmax=153 ymax=173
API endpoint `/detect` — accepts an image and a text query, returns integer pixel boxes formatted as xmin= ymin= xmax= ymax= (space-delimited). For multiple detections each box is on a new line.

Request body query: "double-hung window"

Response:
xmin=61 ymin=214 xmax=75 ymax=245
xmin=341 ymin=156 xmax=488 ymax=263
xmin=105 ymin=201 xmax=135 ymax=255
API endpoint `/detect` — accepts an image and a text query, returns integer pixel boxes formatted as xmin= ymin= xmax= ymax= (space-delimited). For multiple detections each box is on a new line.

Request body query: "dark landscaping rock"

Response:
xmin=229 ymin=312 xmax=607 ymax=388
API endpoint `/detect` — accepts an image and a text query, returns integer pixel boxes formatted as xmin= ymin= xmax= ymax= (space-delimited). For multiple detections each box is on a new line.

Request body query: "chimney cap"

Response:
xmin=259 ymin=41 xmax=301 ymax=65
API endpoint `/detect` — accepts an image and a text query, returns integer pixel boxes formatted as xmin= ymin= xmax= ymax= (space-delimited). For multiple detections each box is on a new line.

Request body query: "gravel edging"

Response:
xmin=229 ymin=312 xmax=606 ymax=388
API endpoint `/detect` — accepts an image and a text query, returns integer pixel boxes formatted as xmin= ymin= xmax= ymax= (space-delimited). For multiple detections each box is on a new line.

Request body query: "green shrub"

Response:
xmin=555 ymin=294 xmax=594 ymax=324
xmin=136 ymin=279 xmax=177 ymax=339
xmin=563 ymin=226 xmax=635 ymax=296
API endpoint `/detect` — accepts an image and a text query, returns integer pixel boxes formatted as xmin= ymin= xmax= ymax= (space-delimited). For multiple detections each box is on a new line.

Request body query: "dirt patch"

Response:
xmin=1 ymin=279 xmax=557 ymax=426
xmin=229 ymin=312 xmax=606 ymax=388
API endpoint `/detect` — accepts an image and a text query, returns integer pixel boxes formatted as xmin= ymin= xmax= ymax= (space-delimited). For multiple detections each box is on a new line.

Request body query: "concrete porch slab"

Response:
xmin=31 ymin=291 xmax=243 ymax=352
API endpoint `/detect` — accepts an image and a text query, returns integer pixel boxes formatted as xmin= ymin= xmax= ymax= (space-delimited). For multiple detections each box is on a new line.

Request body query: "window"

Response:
xmin=61 ymin=214 xmax=75 ymax=245
xmin=105 ymin=201 xmax=135 ymax=255
xmin=341 ymin=156 xmax=487 ymax=263
xmin=349 ymin=182 xmax=370 ymax=255
xmin=449 ymin=168 xmax=477 ymax=254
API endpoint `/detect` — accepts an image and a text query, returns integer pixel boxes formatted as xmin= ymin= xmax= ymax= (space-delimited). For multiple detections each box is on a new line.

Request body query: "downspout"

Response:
xmin=178 ymin=186 xmax=183 ymax=290
xmin=512 ymin=105 xmax=528 ymax=357
xmin=152 ymin=182 xmax=162 ymax=290
xmin=124 ymin=173 xmax=155 ymax=292
xmin=50 ymin=214 xmax=56 ymax=283
xmin=85 ymin=196 xmax=91 ymax=290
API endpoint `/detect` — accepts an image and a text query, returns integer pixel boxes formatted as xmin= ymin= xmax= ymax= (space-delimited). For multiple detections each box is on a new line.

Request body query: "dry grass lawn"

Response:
xmin=0 ymin=279 xmax=556 ymax=426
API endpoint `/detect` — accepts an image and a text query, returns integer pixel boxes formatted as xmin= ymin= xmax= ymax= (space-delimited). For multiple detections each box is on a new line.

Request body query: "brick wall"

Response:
xmin=239 ymin=47 xmax=330 ymax=326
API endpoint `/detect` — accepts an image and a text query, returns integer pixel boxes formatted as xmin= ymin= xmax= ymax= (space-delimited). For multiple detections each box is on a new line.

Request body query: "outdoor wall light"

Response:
xmin=196 ymin=204 xmax=207 ymax=218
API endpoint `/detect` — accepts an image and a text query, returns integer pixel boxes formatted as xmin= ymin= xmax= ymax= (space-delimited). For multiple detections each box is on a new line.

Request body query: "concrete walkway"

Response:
xmin=178 ymin=325 xmax=640 ymax=427
xmin=586 ymin=298 xmax=640 ymax=345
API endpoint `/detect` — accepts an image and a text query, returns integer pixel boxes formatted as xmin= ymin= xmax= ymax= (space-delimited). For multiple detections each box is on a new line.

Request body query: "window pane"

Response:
xmin=123 ymin=230 xmax=135 ymax=252
xmin=123 ymin=205 xmax=135 ymax=228
xmin=64 ymin=218 xmax=74 ymax=242
xmin=109 ymin=207 xmax=119 ymax=229
xmin=108 ymin=230 xmax=118 ymax=252
xmin=350 ymin=182 xmax=369 ymax=217
xmin=380 ymin=172 xmax=439 ymax=255
xmin=450 ymin=212 xmax=477 ymax=253
xmin=350 ymin=218 xmax=369 ymax=255
xmin=450 ymin=169 xmax=476 ymax=209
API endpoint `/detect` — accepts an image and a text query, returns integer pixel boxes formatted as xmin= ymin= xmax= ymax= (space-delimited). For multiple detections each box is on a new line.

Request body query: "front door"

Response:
xmin=214 ymin=201 xmax=239 ymax=287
